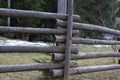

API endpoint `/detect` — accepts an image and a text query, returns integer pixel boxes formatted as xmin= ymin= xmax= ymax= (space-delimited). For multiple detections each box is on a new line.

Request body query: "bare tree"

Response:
xmin=7 ymin=0 xmax=11 ymax=27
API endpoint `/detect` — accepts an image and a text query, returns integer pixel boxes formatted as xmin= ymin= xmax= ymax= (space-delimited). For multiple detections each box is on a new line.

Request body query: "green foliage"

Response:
xmin=0 ymin=0 xmax=7 ymax=26
xmin=74 ymin=0 xmax=120 ymax=39
xmin=33 ymin=58 xmax=52 ymax=80
xmin=0 ymin=0 xmax=57 ymax=42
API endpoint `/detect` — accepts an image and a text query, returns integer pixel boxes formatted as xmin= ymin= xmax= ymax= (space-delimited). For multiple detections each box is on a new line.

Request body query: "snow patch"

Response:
xmin=93 ymin=45 xmax=109 ymax=47
xmin=0 ymin=40 xmax=49 ymax=46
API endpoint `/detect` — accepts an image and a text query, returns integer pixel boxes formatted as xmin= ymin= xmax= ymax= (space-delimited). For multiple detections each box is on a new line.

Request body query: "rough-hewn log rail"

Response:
xmin=0 ymin=26 xmax=65 ymax=34
xmin=72 ymin=38 xmax=120 ymax=45
xmin=51 ymin=64 xmax=120 ymax=77
xmin=0 ymin=8 xmax=80 ymax=21
xmin=56 ymin=37 xmax=120 ymax=45
xmin=0 ymin=62 xmax=77 ymax=73
xmin=0 ymin=46 xmax=78 ymax=54
xmin=0 ymin=26 xmax=79 ymax=35
xmin=52 ymin=52 xmax=120 ymax=61
xmin=57 ymin=20 xmax=120 ymax=36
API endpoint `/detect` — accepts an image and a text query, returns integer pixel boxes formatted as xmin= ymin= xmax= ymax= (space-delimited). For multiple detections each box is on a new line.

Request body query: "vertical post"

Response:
xmin=54 ymin=0 xmax=67 ymax=80
xmin=57 ymin=0 xmax=67 ymax=13
xmin=7 ymin=0 xmax=11 ymax=27
xmin=115 ymin=17 xmax=120 ymax=64
xmin=64 ymin=0 xmax=73 ymax=80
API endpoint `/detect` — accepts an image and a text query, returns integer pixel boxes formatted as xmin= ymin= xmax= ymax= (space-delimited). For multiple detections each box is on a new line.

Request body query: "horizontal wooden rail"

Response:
xmin=57 ymin=20 xmax=120 ymax=36
xmin=0 ymin=62 xmax=77 ymax=73
xmin=72 ymin=38 xmax=120 ymax=45
xmin=52 ymin=52 xmax=120 ymax=61
xmin=56 ymin=37 xmax=120 ymax=45
xmin=51 ymin=64 xmax=120 ymax=77
xmin=0 ymin=26 xmax=79 ymax=35
xmin=0 ymin=8 xmax=80 ymax=21
xmin=0 ymin=46 xmax=78 ymax=54
xmin=0 ymin=26 xmax=65 ymax=34
xmin=72 ymin=30 xmax=80 ymax=35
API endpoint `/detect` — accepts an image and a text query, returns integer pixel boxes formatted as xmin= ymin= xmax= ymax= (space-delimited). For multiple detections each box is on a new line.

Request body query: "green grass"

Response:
xmin=0 ymin=45 xmax=120 ymax=80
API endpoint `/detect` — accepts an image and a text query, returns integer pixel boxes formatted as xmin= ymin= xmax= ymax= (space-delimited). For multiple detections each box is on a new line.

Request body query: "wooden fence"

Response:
xmin=0 ymin=0 xmax=120 ymax=80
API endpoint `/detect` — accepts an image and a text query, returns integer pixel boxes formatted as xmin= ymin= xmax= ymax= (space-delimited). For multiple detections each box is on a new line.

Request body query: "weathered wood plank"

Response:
xmin=51 ymin=64 xmax=120 ymax=77
xmin=56 ymin=37 xmax=120 ymax=45
xmin=64 ymin=0 xmax=73 ymax=80
xmin=0 ymin=46 xmax=78 ymax=54
xmin=54 ymin=0 xmax=68 ymax=80
xmin=0 ymin=26 xmax=79 ymax=35
xmin=52 ymin=52 xmax=120 ymax=61
xmin=0 ymin=8 xmax=80 ymax=21
xmin=72 ymin=38 xmax=120 ymax=45
xmin=57 ymin=20 xmax=120 ymax=36
xmin=0 ymin=26 xmax=65 ymax=34
xmin=0 ymin=62 xmax=77 ymax=73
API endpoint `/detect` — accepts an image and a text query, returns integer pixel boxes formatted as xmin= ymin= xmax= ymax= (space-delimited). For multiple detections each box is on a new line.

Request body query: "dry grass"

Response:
xmin=0 ymin=53 xmax=50 ymax=80
xmin=71 ymin=45 xmax=120 ymax=80
xmin=0 ymin=37 xmax=9 ymax=40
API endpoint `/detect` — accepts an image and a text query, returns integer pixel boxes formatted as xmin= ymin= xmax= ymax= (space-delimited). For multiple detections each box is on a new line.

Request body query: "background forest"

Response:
xmin=0 ymin=0 xmax=120 ymax=41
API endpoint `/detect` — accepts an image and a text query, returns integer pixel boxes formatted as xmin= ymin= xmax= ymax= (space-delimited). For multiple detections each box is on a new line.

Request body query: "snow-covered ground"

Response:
xmin=0 ymin=39 xmax=111 ymax=47
xmin=0 ymin=40 xmax=49 ymax=46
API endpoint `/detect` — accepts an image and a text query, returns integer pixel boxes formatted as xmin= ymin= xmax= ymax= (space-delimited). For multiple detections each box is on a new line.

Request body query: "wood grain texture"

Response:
xmin=52 ymin=52 xmax=120 ymax=61
xmin=0 ymin=46 xmax=78 ymax=54
xmin=52 ymin=64 xmax=120 ymax=77
xmin=0 ymin=8 xmax=80 ymax=21
xmin=56 ymin=37 xmax=120 ymax=45
xmin=64 ymin=0 xmax=73 ymax=80
xmin=57 ymin=20 xmax=120 ymax=36
xmin=0 ymin=62 xmax=77 ymax=73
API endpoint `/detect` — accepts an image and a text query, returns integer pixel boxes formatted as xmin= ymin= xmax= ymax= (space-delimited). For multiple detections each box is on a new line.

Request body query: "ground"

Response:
xmin=0 ymin=44 xmax=120 ymax=80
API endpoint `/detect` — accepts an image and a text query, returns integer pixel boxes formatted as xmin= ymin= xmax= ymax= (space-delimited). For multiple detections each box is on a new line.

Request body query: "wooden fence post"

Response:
xmin=53 ymin=0 xmax=67 ymax=80
xmin=64 ymin=0 xmax=73 ymax=80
